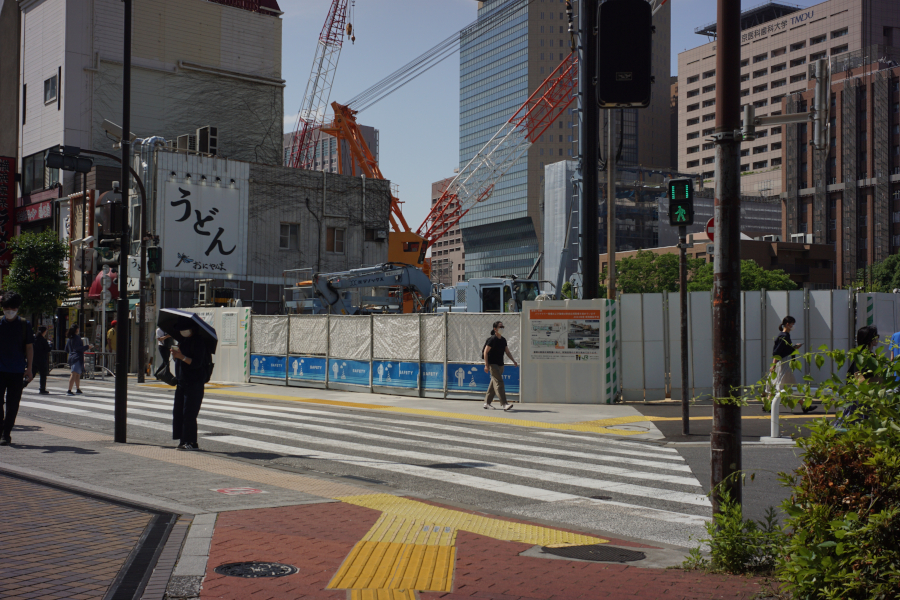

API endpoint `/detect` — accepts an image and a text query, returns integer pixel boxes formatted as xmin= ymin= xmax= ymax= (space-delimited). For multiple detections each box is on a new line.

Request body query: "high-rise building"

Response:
xmin=282 ymin=125 xmax=379 ymax=176
xmin=429 ymin=176 xmax=466 ymax=285
xmin=676 ymin=0 xmax=900 ymax=198
xmin=459 ymin=0 xmax=671 ymax=280
xmin=782 ymin=55 xmax=900 ymax=287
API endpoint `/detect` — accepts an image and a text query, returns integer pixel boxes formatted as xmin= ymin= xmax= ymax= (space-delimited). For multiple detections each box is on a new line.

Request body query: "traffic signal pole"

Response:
xmin=115 ymin=0 xmax=132 ymax=443
xmin=679 ymin=225 xmax=689 ymax=435
xmin=580 ymin=0 xmax=599 ymax=300
xmin=710 ymin=0 xmax=742 ymax=514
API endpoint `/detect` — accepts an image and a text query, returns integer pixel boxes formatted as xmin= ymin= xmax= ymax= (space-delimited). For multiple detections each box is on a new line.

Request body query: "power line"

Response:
xmin=347 ymin=0 xmax=535 ymax=112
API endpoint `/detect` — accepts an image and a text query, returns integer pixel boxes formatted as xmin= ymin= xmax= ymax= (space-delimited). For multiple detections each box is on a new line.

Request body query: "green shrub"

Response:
xmin=751 ymin=344 xmax=900 ymax=599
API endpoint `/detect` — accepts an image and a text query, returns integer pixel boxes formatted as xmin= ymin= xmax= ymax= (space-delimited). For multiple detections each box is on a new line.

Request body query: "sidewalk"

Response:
xmin=0 ymin=410 xmax=774 ymax=600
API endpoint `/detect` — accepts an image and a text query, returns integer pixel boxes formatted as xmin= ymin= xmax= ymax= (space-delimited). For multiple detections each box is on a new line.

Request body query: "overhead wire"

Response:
xmin=346 ymin=0 xmax=537 ymax=112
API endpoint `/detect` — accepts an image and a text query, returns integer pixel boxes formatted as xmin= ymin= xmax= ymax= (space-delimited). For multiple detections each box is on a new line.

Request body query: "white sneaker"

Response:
xmin=502 ymin=403 xmax=513 ymax=411
xmin=483 ymin=403 xmax=492 ymax=409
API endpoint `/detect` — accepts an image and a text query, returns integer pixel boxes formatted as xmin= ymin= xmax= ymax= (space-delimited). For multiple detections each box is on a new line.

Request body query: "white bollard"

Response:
xmin=770 ymin=389 xmax=782 ymax=438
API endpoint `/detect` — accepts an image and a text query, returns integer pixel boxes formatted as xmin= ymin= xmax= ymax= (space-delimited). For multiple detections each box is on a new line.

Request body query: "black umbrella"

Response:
xmin=158 ymin=309 xmax=218 ymax=355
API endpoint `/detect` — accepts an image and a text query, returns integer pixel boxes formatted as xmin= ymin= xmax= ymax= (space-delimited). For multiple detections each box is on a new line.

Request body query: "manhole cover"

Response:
xmin=540 ymin=545 xmax=646 ymax=563
xmin=214 ymin=562 xmax=299 ymax=578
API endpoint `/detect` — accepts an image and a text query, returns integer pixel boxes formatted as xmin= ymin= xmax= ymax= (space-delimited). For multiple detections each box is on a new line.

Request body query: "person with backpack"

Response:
xmin=0 ymin=292 xmax=34 ymax=446
xmin=483 ymin=320 xmax=517 ymax=411
xmin=170 ymin=320 xmax=210 ymax=450
xmin=65 ymin=325 xmax=92 ymax=395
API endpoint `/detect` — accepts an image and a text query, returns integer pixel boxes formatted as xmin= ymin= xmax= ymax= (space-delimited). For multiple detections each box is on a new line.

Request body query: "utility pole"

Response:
xmin=580 ymin=0 xmax=599 ymax=300
xmin=80 ymin=171 xmax=87 ymax=333
xmin=606 ymin=109 xmax=615 ymax=299
xmin=115 ymin=0 xmax=132 ymax=444
xmin=710 ymin=0 xmax=742 ymax=514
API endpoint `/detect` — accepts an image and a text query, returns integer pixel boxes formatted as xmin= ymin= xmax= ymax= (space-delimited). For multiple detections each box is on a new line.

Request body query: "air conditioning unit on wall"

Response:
xmin=176 ymin=134 xmax=196 ymax=152
xmin=790 ymin=233 xmax=813 ymax=243
xmin=196 ymin=126 xmax=218 ymax=155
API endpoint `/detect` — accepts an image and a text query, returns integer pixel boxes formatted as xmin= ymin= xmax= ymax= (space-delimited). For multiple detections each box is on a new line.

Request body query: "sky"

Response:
xmin=277 ymin=0 xmax=821 ymax=230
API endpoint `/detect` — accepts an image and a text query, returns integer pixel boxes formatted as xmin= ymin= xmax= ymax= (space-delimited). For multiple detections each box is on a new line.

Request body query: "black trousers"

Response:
xmin=158 ymin=345 xmax=170 ymax=364
xmin=173 ymin=380 xmax=204 ymax=445
xmin=33 ymin=357 xmax=49 ymax=391
xmin=0 ymin=371 xmax=25 ymax=436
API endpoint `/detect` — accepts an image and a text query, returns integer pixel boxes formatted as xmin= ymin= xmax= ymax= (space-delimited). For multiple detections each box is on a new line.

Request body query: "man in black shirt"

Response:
xmin=0 ymin=292 xmax=34 ymax=446
xmin=483 ymin=320 xmax=518 ymax=411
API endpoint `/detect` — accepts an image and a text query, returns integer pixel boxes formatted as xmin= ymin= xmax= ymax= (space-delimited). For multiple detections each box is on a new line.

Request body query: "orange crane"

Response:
xmin=324 ymin=52 xmax=578 ymax=280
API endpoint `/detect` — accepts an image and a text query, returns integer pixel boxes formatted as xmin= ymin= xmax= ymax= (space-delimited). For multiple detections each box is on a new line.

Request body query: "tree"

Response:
xmin=850 ymin=254 xmax=900 ymax=292
xmin=688 ymin=259 xmax=798 ymax=292
xmin=5 ymin=230 xmax=69 ymax=320
xmin=600 ymin=250 xmax=705 ymax=294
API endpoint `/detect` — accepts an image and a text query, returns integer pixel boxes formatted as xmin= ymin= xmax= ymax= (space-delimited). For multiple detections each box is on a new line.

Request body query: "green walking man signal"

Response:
xmin=668 ymin=178 xmax=694 ymax=227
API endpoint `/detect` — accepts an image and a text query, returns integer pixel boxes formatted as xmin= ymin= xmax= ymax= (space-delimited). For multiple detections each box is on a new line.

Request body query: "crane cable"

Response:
xmin=347 ymin=0 xmax=537 ymax=112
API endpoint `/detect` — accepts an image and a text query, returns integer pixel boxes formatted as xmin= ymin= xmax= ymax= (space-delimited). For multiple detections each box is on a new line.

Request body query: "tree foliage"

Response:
xmin=5 ymin=230 xmax=69 ymax=318
xmin=849 ymin=254 xmax=900 ymax=292
xmin=599 ymin=250 xmax=706 ymax=294
xmin=688 ymin=259 xmax=798 ymax=292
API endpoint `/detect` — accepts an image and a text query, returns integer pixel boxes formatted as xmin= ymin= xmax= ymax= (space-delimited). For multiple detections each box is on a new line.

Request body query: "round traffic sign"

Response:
xmin=101 ymin=276 xmax=112 ymax=289
xmin=705 ymin=217 xmax=715 ymax=242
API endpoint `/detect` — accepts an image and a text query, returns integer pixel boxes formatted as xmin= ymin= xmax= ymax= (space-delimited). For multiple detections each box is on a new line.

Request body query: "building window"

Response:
xmin=772 ymin=47 xmax=786 ymax=57
xmin=771 ymin=126 xmax=782 ymax=135
xmin=790 ymin=73 xmax=806 ymax=83
xmin=831 ymin=45 xmax=848 ymax=55
xmin=326 ymin=227 xmax=345 ymax=253
xmin=757 ymin=129 xmax=769 ymax=138
xmin=810 ymin=34 xmax=826 ymax=45
xmin=753 ymin=145 xmax=768 ymax=154
xmin=686 ymin=89 xmax=699 ymax=98
xmin=771 ymin=94 xmax=786 ymax=104
xmin=702 ymin=142 xmax=715 ymax=151
xmin=771 ymin=157 xmax=782 ymax=167
xmin=753 ymin=53 xmax=768 ymax=63
xmin=771 ymin=63 xmax=786 ymax=73
xmin=753 ymin=160 xmax=768 ymax=170
xmin=687 ymin=117 xmax=700 ymax=126
xmin=753 ymin=68 xmax=767 ymax=78
xmin=741 ymin=74 xmax=750 ymax=82
xmin=702 ymin=98 xmax=715 ymax=107
xmin=790 ymin=57 xmax=807 ymax=67
xmin=702 ymin=156 xmax=715 ymax=165
xmin=686 ymin=132 xmax=699 ymax=140
xmin=740 ymin=58 xmax=749 ymax=68
xmin=702 ymin=84 xmax=716 ymax=94
xmin=771 ymin=141 xmax=782 ymax=150
xmin=753 ymin=83 xmax=768 ymax=93
xmin=772 ymin=79 xmax=786 ymax=88
xmin=741 ymin=164 xmax=750 ymax=172
xmin=43 ymin=75 xmax=58 ymax=104
xmin=741 ymin=89 xmax=750 ymax=97
xmin=686 ymin=74 xmax=699 ymax=84
xmin=753 ymin=99 xmax=768 ymax=108
xmin=790 ymin=41 xmax=806 ymax=51
xmin=703 ymin=113 xmax=716 ymax=122
xmin=279 ymin=223 xmax=299 ymax=250
xmin=687 ymin=160 xmax=700 ymax=168
xmin=687 ymin=146 xmax=700 ymax=154
xmin=831 ymin=28 xmax=848 ymax=39
xmin=810 ymin=51 xmax=826 ymax=61
xmin=687 ymin=103 xmax=699 ymax=112
xmin=21 ymin=151 xmax=57 ymax=195
xmin=702 ymin=127 xmax=715 ymax=136
xmin=702 ymin=69 xmax=715 ymax=79
xmin=741 ymin=149 xmax=750 ymax=157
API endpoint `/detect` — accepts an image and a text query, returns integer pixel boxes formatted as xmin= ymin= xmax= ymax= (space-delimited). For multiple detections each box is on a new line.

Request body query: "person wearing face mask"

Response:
xmin=169 ymin=321 xmax=210 ymax=450
xmin=0 ymin=292 xmax=34 ymax=446
xmin=482 ymin=320 xmax=517 ymax=411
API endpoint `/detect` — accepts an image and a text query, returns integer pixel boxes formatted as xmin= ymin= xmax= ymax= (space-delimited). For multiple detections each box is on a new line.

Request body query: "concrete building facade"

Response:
xmin=282 ymin=125 xmax=379 ymax=176
xmin=10 ymin=0 xmax=284 ymax=208
xmin=782 ymin=56 xmax=900 ymax=287
xmin=460 ymin=0 xmax=671 ymax=280
xmin=429 ymin=176 xmax=465 ymax=285
xmin=676 ymin=0 xmax=900 ymax=197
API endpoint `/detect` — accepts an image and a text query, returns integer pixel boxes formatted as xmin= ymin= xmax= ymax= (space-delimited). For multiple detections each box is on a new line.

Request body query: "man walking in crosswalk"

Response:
xmin=483 ymin=320 xmax=517 ymax=411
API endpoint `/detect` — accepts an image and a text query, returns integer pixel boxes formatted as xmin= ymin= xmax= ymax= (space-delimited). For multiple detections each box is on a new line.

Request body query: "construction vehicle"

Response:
xmin=293 ymin=263 xmax=435 ymax=315
xmin=437 ymin=277 xmax=542 ymax=313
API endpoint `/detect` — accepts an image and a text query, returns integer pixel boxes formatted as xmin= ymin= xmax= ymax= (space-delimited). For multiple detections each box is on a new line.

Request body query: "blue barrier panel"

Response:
xmin=288 ymin=356 xmax=327 ymax=382
xmin=447 ymin=363 xmax=520 ymax=394
xmin=250 ymin=354 xmax=287 ymax=379
xmin=328 ymin=359 xmax=371 ymax=387
xmin=421 ymin=363 xmax=445 ymax=391
xmin=373 ymin=361 xmax=419 ymax=389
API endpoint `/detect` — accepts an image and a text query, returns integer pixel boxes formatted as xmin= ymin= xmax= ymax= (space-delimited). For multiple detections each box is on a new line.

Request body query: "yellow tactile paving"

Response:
xmin=340 ymin=494 xmax=605 ymax=547
xmin=14 ymin=417 xmax=113 ymax=442
xmin=350 ymin=590 xmax=416 ymax=600
xmin=112 ymin=444 xmax=372 ymax=499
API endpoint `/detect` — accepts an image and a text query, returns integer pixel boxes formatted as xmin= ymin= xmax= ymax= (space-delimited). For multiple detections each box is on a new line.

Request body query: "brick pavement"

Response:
xmin=199 ymin=499 xmax=767 ymax=600
xmin=0 ymin=472 xmax=154 ymax=600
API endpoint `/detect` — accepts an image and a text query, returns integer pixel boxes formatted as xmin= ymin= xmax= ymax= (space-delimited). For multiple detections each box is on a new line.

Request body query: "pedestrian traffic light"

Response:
xmin=147 ymin=246 xmax=162 ymax=274
xmin=668 ymin=178 xmax=694 ymax=227
xmin=597 ymin=0 xmax=653 ymax=108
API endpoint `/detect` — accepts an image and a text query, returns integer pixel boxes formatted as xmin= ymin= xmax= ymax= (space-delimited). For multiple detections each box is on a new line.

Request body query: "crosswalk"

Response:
xmin=19 ymin=384 xmax=711 ymax=533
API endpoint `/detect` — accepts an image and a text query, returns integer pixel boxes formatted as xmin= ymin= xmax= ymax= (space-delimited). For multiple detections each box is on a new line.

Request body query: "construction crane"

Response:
xmin=325 ymin=53 xmax=578 ymax=276
xmin=286 ymin=0 xmax=351 ymax=169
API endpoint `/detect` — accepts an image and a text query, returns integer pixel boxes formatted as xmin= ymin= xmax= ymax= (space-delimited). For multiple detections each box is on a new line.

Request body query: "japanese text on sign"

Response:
xmin=528 ymin=309 xmax=601 ymax=361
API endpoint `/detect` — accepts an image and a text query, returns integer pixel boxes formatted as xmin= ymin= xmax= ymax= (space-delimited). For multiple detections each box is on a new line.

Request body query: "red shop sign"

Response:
xmin=17 ymin=199 xmax=53 ymax=224
xmin=0 ymin=157 xmax=14 ymax=268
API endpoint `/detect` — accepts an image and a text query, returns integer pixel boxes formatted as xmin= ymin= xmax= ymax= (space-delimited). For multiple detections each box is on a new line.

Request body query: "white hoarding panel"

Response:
xmin=642 ymin=294 xmax=667 ymax=401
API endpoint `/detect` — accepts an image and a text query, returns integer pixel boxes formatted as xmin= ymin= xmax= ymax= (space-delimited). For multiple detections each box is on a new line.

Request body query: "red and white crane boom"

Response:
xmin=419 ymin=52 xmax=578 ymax=245
xmin=286 ymin=0 xmax=350 ymax=169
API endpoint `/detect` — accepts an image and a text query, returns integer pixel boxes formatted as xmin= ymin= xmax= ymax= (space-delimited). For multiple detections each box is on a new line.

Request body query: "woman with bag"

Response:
xmin=65 ymin=326 xmax=92 ymax=396
xmin=765 ymin=316 xmax=803 ymax=412
xmin=170 ymin=320 xmax=210 ymax=450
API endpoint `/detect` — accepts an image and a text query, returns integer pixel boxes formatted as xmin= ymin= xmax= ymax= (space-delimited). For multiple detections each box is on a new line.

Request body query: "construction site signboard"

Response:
xmin=528 ymin=309 xmax=601 ymax=361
